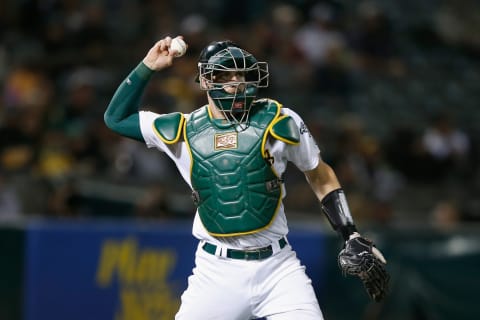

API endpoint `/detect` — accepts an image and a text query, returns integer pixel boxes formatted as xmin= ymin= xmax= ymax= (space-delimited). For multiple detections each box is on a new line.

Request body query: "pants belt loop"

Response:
xmin=214 ymin=244 xmax=222 ymax=256
xmin=221 ymin=247 xmax=229 ymax=258
xmin=271 ymin=238 xmax=281 ymax=254
xmin=217 ymin=245 xmax=229 ymax=258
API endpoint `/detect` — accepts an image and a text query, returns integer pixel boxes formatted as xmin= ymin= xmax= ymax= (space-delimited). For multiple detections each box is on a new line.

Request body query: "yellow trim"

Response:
xmin=269 ymin=115 xmax=300 ymax=145
xmin=183 ymin=113 xmax=194 ymax=181
xmin=152 ymin=113 xmax=185 ymax=144
xmin=206 ymin=104 xmax=214 ymax=120
xmin=261 ymin=100 xmax=282 ymax=159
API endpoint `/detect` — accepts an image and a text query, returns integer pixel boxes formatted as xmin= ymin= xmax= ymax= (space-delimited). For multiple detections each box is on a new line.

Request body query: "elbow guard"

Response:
xmin=321 ymin=188 xmax=357 ymax=241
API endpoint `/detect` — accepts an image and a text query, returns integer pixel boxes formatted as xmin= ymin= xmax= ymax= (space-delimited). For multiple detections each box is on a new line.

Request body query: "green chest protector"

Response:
xmin=153 ymin=99 xmax=299 ymax=236
xmin=181 ymin=99 xmax=300 ymax=236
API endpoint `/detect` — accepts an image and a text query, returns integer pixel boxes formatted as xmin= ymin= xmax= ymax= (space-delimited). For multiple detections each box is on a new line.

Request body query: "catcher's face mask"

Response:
xmin=198 ymin=41 xmax=269 ymax=125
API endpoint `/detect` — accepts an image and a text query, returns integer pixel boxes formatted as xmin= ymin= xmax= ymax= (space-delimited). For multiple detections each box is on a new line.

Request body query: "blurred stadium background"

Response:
xmin=0 ymin=0 xmax=479 ymax=319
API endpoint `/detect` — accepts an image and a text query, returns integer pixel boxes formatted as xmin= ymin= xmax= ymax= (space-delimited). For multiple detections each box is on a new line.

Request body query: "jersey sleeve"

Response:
xmin=139 ymin=110 xmax=182 ymax=155
xmin=282 ymin=108 xmax=321 ymax=172
xmin=104 ymin=62 xmax=154 ymax=141
xmin=139 ymin=110 xmax=193 ymax=188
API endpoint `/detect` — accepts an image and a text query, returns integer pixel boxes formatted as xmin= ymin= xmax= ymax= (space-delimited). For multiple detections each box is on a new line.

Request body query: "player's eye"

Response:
xmin=214 ymin=72 xmax=245 ymax=83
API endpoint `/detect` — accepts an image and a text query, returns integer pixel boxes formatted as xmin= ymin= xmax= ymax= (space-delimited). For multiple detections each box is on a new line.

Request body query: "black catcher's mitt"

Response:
xmin=338 ymin=234 xmax=389 ymax=302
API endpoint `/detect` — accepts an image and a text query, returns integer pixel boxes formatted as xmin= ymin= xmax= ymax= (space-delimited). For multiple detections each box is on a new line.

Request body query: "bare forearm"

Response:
xmin=305 ymin=160 xmax=341 ymax=202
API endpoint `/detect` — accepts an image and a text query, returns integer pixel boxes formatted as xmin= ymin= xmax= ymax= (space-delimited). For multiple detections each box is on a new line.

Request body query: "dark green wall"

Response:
xmin=0 ymin=225 xmax=24 ymax=320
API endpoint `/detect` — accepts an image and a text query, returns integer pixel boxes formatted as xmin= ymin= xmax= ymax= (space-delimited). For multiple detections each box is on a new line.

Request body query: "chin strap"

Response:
xmin=321 ymin=188 xmax=358 ymax=241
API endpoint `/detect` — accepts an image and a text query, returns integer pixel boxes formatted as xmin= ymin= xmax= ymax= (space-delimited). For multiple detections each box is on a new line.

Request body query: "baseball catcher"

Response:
xmin=104 ymin=35 xmax=389 ymax=319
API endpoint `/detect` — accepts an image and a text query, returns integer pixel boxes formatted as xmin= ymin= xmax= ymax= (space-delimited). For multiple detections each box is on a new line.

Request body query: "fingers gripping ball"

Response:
xmin=170 ymin=37 xmax=187 ymax=57
xmin=338 ymin=234 xmax=390 ymax=302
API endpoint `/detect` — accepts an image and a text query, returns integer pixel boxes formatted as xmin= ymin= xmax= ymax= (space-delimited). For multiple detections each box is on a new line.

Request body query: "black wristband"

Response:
xmin=321 ymin=188 xmax=357 ymax=241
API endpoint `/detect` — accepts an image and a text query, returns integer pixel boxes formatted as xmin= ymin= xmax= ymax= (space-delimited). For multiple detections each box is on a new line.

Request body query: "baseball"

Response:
xmin=170 ymin=37 xmax=187 ymax=57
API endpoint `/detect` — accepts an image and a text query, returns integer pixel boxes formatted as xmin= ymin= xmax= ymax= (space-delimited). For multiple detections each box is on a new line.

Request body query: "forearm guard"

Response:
xmin=321 ymin=188 xmax=357 ymax=241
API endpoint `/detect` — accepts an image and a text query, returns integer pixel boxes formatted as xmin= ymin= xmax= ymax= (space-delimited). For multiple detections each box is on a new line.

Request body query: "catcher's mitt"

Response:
xmin=338 ymin=233 xmax=389 ymax=302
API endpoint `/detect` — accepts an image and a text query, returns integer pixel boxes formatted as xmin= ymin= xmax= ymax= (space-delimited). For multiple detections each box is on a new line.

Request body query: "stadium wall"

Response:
xmin=0 ymin=220 xmax=478 ymax=320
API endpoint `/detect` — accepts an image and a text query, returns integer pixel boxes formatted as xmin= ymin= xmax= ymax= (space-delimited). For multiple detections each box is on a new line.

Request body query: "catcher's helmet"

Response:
xmin=197 ymin=41 xmax=269 ymax=124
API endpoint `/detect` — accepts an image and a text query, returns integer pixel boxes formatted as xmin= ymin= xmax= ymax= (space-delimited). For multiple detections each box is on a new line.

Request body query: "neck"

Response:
xmin=208 ymin=103 xmax=225 ymax=119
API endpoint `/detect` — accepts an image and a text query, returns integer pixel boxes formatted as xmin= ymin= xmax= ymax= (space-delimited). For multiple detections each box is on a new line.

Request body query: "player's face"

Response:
xmin=213 ymin=71 xmax=246 ymax=94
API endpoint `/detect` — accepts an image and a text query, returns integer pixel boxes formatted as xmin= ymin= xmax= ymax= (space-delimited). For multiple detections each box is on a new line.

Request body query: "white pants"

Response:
xmin=175 ymin=242 xmax=323 ymax=320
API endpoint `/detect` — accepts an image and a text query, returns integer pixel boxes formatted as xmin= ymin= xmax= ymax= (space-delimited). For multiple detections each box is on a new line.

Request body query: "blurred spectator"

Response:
xmin=348 ymin=1 xmax=406 ymax=77
xmin=0 ymin=113 xmax=39 ymax=174
xmin=433 ymin=0 xmax=480 ymax=53
xmin=134 ymin=185 xmax=171 ymax=219
xmin=384 ymin=126 xmax=425 ymax=181
xmin=109 ymin=138 xmax=176 ymax=183
xmin=46 ymin=178 xmax=83 ymax=217
xmin=420 ymin=111 xmax=472 ymax=181
xmin=0 ymin=173 xmax=22 ymax=221
xmin=386 ymin=110 xmax=473 ymax=185
xmin=178 ymin=14 xmax=209 ymax=60
xmin=292 ymin=3 xmax=353 ymax=107
xmin=3 ymin=63 xmax=53 ymax=112
xmin=293 ymin=3 xmax=346 ymax=67
xmin=268 ymin=4 xmax=310 ymax=97
xmin=36 ymin=129 xmax=74 ymax=180
xmin=430 ymin=200 xmax=462 ymax=230
xmin=332 ymin=114 xmax=403 ymax=225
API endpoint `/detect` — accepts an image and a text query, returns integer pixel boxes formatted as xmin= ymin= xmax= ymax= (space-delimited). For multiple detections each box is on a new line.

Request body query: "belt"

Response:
xmin=202 ymin=237 xmax=287 ymax=260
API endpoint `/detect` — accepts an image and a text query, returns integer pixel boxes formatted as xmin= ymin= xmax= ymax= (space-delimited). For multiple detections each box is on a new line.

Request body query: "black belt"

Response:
xmin=202 ymin=237 xmax=287 ymax=260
